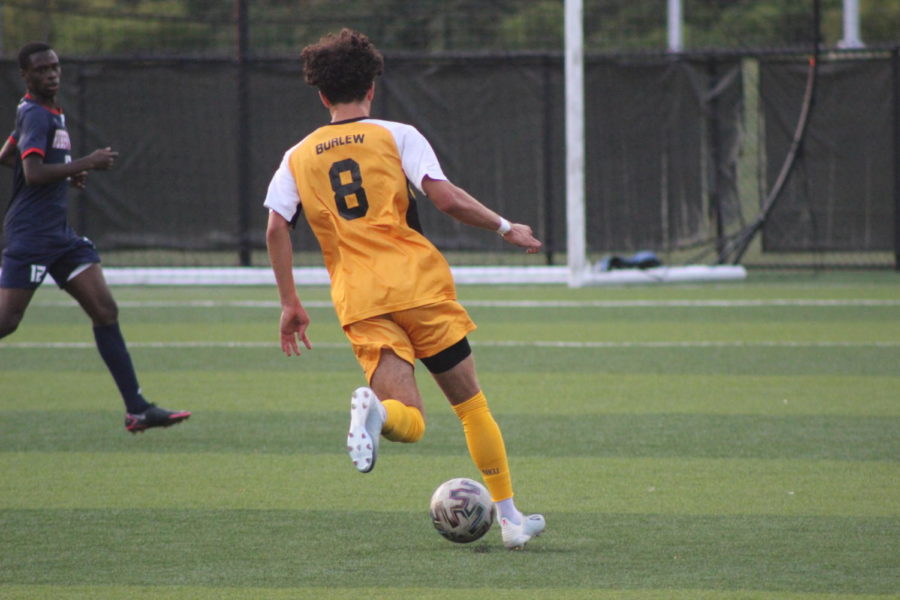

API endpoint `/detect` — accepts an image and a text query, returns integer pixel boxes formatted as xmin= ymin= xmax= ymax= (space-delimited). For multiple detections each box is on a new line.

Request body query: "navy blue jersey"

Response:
xmin=3 ymin=94 xmax=76 ymax=252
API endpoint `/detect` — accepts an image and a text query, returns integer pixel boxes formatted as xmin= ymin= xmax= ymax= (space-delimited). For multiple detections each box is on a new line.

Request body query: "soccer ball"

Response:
xmin=429 ymin=477 xmax=494 ymax=543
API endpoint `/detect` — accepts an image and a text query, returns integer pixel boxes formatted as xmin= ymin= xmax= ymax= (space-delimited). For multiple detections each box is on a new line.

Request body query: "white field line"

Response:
xmin=3 ymin=340 xmax=899 ymax=350
xmin=28 ymin=298 xmax=900 ymax=309
xmin=10 ymin=299 xmax=899 ymax=350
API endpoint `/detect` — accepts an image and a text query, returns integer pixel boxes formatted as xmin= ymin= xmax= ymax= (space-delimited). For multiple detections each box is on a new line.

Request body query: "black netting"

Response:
xmin=760 ymin=56 xmax=895 ymax=252
xmin=584 ymin=58 xmax=744 ymax=253
xmin=1 ymin=2 xmax=898 ymax=269
xmin=377 ymin=57 xmax=563 ymax=254
xmin=1 ymin=52 xmax=897 ymax=268
xmin=74 ymin=61 xmax=240 ymax=251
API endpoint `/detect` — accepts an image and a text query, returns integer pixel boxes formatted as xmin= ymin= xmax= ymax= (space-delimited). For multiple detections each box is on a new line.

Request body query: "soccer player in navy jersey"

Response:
xmin=0 ymin=42 xmax=191 ymax=433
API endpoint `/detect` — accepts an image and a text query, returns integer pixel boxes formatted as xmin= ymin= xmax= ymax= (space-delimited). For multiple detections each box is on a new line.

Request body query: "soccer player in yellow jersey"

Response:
xmin=264 ymin=29 xmax=545 ymax=549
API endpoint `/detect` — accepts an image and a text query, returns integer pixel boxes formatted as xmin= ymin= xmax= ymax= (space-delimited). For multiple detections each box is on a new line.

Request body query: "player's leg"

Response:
xmin=392 ymin=302 xmax=516 ymax=503
xmin=63 ymin=262 xmax=190 ymax=432
xmin=430 ymin=352 xmax=512 ymax=500
xmin=64 ymin=263 xmax=144 ymax=408
xmin=62 ymin=262 xmax=118 ymax=326
xmin=344 ymin=317 xmax=426 ymax=472
xmin=401 ymin=296 xmax=543 ymax=549
xmin=431 ymin=353 xmax=545 ymax=550
xmin=390 ymin=302 xmax=513 ymax=501
xmin=0 ymin=287 xmax=36 ymax=339
xmin=370 ymin=348 xmax=426 ymax=443
xmin=0 ymin=249 xmax=42 ymax=339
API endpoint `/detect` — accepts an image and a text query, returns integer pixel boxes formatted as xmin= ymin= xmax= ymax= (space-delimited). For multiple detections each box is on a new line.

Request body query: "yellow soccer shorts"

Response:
xmin=344 ymin=300 xmax=477 ymax=382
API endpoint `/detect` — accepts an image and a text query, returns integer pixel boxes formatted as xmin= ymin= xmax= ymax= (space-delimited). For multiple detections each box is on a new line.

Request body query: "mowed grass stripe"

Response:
xmin=1 ymin=588 xmax=892 ymax=600
xmin=17 ymin=302 xmax=900 ymax=332
xmin=1 ymin=277 xmax=897 ymax=599
xmin=2 ymin=411 xmax=896 ymax=461
xmin=467 ymin=305 xmax=900 ymax=327
xmin=88 ymin=275 xmax=899 ymax=301
xmin=2 ymin=344 xmax=898 ymax=376
xmin=7 ymin=340 xmax=900 ymax=349
xmin=3 ymin=453 xmax=896 ymax=516
xmin=5 ymin=318 xmax=899 ymax=344
xmin=2 ymin=372 xmax=898 ymax=416
xmin=1 ymin=509 xmax=896 ymax=594
xmin=29 ymin=297 xmax=900 ymax=307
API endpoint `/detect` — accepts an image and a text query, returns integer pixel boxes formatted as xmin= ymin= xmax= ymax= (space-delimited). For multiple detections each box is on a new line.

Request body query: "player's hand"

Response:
xmin=502 ymin=223 xmax=543 ymax=254
xmin=279 ymin=301 xmax=313 ymax=357
xmin=88 ymin=147 xmax=119 ymax=170
xmin=70 ymin=171 xmax=88 ymax=190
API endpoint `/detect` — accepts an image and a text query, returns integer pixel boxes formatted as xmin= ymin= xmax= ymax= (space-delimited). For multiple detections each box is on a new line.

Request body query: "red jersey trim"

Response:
xmin=21 ymin=147 xmax=45 ymax=159
xmin=24 ymin=93 xmax=63 ymax=116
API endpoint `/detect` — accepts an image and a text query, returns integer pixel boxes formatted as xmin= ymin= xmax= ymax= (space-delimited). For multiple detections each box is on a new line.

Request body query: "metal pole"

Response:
xmin=893 ymin=46 xmax=899 ymax=270
xmin=707 ymin=59 xmax=725 ymax=259
xmin=564 ymin=0 xmax=586 ymax=286
xmin=76 ymin=67 xmax=88 ymax=235
xmin=236 ymin=0 xmax=251 ymax=266
xmin=668 ymin=0 xmax=683 ymax=52
xmin=839 ymin=0 xmax=864 ymax=49
xmin=542 ymin=57 xmax=555 ymax=265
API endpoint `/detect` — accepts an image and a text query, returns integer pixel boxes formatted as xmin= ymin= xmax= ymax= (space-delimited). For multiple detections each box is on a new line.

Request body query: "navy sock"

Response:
xmin=93 ymin=323 xmax=149 ymax=413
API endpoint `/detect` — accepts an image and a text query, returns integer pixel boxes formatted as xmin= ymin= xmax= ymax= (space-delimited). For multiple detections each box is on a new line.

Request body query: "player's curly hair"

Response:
xmin=301 ymin=29 xmax=384 ymax=104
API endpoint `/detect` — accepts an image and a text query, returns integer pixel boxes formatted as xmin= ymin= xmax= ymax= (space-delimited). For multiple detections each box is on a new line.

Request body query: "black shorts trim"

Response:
xmin=420 ymin=337 xmax=471 ymax=374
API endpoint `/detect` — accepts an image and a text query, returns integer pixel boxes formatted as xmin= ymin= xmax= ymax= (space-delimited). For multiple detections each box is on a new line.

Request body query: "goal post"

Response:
xmin=560 ymin=0 xmax=745 ymax=288
xmin=11 ymin=0 xmax=748 ymax=288
xmin=565 ymin=0 xmax=588 ymax=288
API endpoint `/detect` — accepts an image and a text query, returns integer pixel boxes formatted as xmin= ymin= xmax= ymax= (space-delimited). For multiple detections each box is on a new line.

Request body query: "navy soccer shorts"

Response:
xmin=0 ymin=237 xmax=101 ymax=290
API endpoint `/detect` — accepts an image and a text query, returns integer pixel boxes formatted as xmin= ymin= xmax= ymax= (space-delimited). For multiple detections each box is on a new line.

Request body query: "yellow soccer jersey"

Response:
xmin=264 ymin=118 xmax=457 ymax=325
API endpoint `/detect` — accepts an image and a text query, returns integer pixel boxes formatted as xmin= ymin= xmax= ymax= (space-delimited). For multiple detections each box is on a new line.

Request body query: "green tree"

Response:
xmin=1 ymin=0 xmax=896 ymax=58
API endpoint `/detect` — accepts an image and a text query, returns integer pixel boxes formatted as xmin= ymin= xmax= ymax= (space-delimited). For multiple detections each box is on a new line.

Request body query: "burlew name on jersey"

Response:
xmin=315 ymin=133 xmax=366 ymax=155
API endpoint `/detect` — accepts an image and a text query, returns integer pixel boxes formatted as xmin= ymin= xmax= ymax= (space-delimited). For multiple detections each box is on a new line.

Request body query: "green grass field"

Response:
xmin=1 ymin=271 xmax=898 ymax=599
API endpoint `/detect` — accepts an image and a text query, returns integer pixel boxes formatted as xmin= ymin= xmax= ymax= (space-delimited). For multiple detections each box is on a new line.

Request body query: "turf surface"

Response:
xmin=1 ymin=271 xmax=898 ymax=599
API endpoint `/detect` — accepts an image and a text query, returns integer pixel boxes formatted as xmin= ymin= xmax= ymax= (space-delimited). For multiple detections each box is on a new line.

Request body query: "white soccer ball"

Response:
xmin=429 ymin=477 xmax=494 ymax=543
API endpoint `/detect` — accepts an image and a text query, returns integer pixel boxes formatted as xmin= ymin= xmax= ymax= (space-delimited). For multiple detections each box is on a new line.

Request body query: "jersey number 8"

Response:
xmin=329 ymin=158 xmax=369 ymax=220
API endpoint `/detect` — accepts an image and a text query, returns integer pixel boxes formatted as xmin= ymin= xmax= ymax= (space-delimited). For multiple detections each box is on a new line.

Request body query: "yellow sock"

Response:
xmin=452 ymin=390 xmax=513 ymax=502
xmin=381 ymin=399 xmax=425 ymax=443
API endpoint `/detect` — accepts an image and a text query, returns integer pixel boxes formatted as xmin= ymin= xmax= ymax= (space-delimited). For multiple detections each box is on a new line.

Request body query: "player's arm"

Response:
xmin=21 ymin=147 xmax=118 ymax=186
xmin=421 ymin=176 xmax=542 ymax=254
xmin=266 ymin=210 xmax=312 ymax=356
xmin=0 ymin=137 xmax=16 ymax=168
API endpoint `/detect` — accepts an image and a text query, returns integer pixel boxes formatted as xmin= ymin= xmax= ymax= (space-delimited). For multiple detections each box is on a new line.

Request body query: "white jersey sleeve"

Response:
xmin=263 ymin=144 xmax=302 ymax=223
xmin=366 ymin=119 xmax=447 ymax=193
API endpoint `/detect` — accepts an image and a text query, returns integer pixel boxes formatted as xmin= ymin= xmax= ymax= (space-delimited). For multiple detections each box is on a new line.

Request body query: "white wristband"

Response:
xmin=496 ymin=217 xmax=512 ymax=236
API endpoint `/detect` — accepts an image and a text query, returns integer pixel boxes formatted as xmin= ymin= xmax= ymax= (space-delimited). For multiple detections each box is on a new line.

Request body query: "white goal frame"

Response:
xmin=560 ymin=0 xmax=744 ymax=287
xmin=4 ymin=0 xmax=745 ymax=288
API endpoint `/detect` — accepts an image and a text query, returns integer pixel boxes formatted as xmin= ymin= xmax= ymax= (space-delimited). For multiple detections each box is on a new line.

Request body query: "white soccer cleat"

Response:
xmin=500 ymin=512 xmax=546 ymax=550
xmin=347 ymin=387 xmax=384 ymax=474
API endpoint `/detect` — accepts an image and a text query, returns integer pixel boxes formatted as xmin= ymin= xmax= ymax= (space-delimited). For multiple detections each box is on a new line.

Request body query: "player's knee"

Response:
xmin=0 ymin=311 xmax=23 ymax=338
xmin=91 ymin=301 xmax=119 ymax=326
